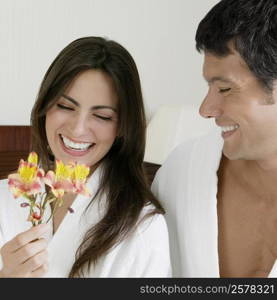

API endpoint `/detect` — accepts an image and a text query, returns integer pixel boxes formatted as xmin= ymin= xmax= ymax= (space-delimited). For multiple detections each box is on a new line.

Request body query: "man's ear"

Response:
xmin=272 ymin=80 xmax=277 ymax=103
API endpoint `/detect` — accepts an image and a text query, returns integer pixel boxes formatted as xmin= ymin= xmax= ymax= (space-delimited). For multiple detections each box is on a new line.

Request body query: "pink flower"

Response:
xmin=8 ymin=152 xmax=91 ymax=227
xmin=70 ymin=163 xmax=91 ymax=197
xmin=8 ymin=152 xmax=44 ymax=198
xmin=44 ymin=160 xmax=74 ymax=198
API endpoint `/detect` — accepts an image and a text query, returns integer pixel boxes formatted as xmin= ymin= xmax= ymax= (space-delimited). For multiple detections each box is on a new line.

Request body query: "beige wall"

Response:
xmin=0 ymin=0 xmax=218 ymax=125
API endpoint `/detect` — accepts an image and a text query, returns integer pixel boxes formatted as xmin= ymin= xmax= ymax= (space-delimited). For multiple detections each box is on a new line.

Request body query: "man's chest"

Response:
xmin=217 ymin=163 xmax=277 ymax=277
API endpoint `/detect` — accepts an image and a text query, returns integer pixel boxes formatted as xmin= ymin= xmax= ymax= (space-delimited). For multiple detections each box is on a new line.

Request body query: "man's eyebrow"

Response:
xmin=61 ymin=94 xmax=117 ymax=112
xmin=205 ymin=76 xmax=233 ymax=84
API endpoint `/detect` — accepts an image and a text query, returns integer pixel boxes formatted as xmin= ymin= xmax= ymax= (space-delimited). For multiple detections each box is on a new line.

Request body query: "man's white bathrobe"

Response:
xmin=0 ymin=167 xmax=171 ymax=277
xmin=152 ymin=128 xmax=277 ymax=277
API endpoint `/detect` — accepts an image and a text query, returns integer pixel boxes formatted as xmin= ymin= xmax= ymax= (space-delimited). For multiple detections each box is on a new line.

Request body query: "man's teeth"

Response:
xmin=221 ymin=125 xmax=239 ymax=133
xmin=61 ymin=135 xmax=92 ymax=151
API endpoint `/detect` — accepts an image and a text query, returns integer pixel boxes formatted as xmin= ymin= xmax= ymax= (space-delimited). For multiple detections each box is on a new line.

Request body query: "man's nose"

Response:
xmin=199 ymin=91 xmax=222 ymax=119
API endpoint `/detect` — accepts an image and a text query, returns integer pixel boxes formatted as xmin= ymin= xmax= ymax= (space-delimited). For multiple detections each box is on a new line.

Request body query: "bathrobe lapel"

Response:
xmin=186 ymin=129 xmax=223 ymax=277
xmin=185 ymin=129 xmax=277 ymax=277
xmin=45 ymin=167 xmax=103 ymax=277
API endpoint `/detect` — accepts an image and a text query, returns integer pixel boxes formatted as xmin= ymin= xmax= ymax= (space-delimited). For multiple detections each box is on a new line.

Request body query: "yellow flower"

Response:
xmin=55 ymin=160 xmax=74 ymax=180
xmin=72 ymin=164 xmax=90 ymax=181
xmin=8 ymin=152 xmax=44 ymax=198
xmin=28 ymin=152 xmax=38 ymax=165
xmin=8 ymin=153 xmax=91 ymax=227
xmin=44 ymin=161 xmax=90 ymax=197
xmin=71 ymin=163 xmax=91 ymax=196
xmin=44 ymin=160 xmax=75 ymax=198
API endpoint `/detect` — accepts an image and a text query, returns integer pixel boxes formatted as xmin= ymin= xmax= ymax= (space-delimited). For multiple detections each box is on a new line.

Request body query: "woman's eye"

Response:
xmin=57 ymin=103 xmax=74 ymax=110
xmin=94 ymin=114 xmax=112 ymax=121
xmin=219 ymin=88 xmax=231 ymax=93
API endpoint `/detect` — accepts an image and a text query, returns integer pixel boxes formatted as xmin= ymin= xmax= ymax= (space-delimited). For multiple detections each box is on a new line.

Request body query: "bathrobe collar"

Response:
xmin=185 ymin=128 xmax=223 ymax=276
xmin=185 ymin=128 xmax=277 ymax=277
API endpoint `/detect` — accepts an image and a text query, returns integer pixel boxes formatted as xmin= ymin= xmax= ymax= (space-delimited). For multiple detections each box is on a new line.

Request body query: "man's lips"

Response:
xmin=219 ymin=125 xmax=239 ymax=139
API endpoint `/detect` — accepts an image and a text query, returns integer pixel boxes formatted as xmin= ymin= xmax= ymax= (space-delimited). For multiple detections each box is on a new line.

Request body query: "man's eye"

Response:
xmin=219 ymin=88 xmax=231 ymax=93
xmin=57 ymin=103 xmax=74 ymax=110
xmin=94 ymin=114 xmax=112 ymax=121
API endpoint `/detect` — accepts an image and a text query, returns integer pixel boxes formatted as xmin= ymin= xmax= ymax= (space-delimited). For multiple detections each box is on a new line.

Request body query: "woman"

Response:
xmin=0 ymin=37 xmax=171 ymax=277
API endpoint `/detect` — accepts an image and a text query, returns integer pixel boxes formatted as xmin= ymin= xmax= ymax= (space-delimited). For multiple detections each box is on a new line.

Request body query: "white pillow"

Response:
xmin=144 ymin=104 xmax=214 ymax=164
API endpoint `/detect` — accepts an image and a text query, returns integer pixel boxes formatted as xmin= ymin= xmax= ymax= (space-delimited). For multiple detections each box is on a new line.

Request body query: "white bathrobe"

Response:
xmin=0 ymin=167 xmax=171 ymax=277
xmin=152 ymin=128 xmax=277 ymax=277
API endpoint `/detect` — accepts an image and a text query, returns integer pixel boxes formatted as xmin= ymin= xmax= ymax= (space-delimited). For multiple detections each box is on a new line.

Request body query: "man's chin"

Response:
xmin=222 ymin=148 xmax=242 ymax=161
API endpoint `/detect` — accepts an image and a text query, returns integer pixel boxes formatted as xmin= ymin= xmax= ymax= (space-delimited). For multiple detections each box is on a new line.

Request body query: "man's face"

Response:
xmin=199 ymin=49 xmax=277 ymax=162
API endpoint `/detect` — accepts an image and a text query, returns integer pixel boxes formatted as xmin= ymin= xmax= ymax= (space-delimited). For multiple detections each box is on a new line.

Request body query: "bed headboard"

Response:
xmin=0 ymin=126 xmax=31 ymax=179
xmin=0 ymin=125 xmax=160 ymax=183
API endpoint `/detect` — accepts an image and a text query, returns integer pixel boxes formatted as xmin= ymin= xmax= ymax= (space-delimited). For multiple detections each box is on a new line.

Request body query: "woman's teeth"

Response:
xmin=61 ymin=135 xmax=93 ymax=151
xmin=221 ymin=125 xmax=239 ymax=133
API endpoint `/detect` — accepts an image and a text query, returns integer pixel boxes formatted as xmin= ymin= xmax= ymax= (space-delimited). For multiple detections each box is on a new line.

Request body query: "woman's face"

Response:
xmin=45 ymin=69 xmax=118 ymax=170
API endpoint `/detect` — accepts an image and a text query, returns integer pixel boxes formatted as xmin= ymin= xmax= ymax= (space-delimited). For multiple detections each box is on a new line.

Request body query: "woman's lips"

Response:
xmin=59 ymin=134 xmax=95 ymax=157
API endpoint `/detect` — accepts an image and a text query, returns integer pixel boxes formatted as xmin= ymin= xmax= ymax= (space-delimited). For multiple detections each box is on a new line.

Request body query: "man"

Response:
xmin=152 ymin=0 xmax=277 ymax=277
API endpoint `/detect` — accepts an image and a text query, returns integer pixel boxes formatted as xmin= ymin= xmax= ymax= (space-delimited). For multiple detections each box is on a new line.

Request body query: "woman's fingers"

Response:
xmin=13 ymin=238 xmax=48 ymax=265
xmin=4 ymin=224 xmax=50 ymax=252
xmin=0 ymin=224 xmax=51 ymax=277
xmin=29 ymin=263 xmax=49 ymax=278
xmin=19 ymin=249 xmax=48 ymax=275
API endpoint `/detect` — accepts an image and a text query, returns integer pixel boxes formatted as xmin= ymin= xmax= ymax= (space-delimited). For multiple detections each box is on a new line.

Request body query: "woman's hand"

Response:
xmin=0 ymin=224 xmax=50 ymax=278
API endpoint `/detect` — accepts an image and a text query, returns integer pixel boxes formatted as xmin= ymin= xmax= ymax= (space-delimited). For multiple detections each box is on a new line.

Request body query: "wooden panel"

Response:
xmin=0 ymin=126 xmax=31 ymax=151
xmin=0 ymin=151 xmax=29 ymax=180
xmin=0 ymin=126 xmax=31 ymax=179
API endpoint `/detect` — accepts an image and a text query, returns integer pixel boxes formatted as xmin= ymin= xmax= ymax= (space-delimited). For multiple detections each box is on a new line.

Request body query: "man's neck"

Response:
xmin=223 ymin=155 xmax=277 ymax=200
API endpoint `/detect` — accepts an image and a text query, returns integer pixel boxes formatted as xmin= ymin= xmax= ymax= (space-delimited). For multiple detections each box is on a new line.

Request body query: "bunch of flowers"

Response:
xmin=8 ymin=152 xmax=90 ymax=226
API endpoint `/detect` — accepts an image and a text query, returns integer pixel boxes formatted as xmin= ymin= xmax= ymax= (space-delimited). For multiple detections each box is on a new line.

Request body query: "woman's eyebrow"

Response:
xmin=61 ymin=94 xmax=117 ymax=112
xmin=92 ymin=106 xmax=117 ymax=112
xmin=62 ymin=94 xmax=79 ymax=106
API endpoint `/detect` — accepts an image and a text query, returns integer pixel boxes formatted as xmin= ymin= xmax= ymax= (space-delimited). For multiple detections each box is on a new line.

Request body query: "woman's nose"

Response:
xmin=68 ymin=113 xmax=90 ymax=137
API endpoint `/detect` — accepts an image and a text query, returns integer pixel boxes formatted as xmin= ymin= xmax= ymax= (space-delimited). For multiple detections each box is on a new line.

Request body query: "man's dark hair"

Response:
xmin=195 ymin=0 xmax=277 ymax=91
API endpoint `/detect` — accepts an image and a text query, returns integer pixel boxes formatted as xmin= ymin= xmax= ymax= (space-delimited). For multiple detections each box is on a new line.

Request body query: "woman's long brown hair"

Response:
xmin=30 ymin=37 xmax=164 ymax=277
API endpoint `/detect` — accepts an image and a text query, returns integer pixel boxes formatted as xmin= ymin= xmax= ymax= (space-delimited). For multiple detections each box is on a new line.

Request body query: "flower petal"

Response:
xmin=44 ymin=171 xmax=55 ymax=188
xmin=28 ymin=152 xmax=38 ymax=165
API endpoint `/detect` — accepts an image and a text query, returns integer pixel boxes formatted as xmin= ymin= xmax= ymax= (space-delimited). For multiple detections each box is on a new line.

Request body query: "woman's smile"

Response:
xmin=59 ymin=134 xmax=95 ymax=157
xmin=46 ymin=69 xmax=118 ymax=166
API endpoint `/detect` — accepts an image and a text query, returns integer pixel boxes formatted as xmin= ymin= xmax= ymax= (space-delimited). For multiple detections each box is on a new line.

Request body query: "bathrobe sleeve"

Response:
xmin=151 ymin=129 xmax=224 ymax=277
xmin=0 ymin=179 xmax=31 ymax=272
xmin=0 ymin=220 xmax=3 ymax=271
xmin=90 ymin=211 xmax=172 ymax=277
xmin=0 ymin=175 xmax=172 ymax=278
xmin=0 ymin=180 xmax=12 ymax=271
xmin=130 ymin=213 xmax=172 ymax=277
